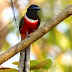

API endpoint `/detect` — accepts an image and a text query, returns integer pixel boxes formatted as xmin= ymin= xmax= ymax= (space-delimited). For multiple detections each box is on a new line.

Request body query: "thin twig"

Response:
xmin=0 ymin=18 xmax=14 ymax=33
xmin=10 ymin=0 xmax=20 ymax=42
xmin=10 ymin=0 xmax=18 ymax=28
xmin=0 ymin=0 xmax=16 ymax=33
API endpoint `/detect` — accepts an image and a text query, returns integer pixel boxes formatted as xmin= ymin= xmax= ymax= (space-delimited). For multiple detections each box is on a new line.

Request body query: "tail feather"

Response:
xmin=24 ymin=45 xmax=30 ymax=72
xmin=19 ymin=34 xmax=30 ymax=72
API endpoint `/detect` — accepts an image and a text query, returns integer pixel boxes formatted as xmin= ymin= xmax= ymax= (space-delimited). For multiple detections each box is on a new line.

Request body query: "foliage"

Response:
xmin=0 ymin=0 xmax=71 ymax=72
xmin=30 ymin=60 xmax=39 ymax=68
xmin=0 ymin=68 xmax=18 ymax=72
xmin=42 ymin=59 xmax=52 ymax=70
xmin=12 ymin=59 xmax=52 ymax=72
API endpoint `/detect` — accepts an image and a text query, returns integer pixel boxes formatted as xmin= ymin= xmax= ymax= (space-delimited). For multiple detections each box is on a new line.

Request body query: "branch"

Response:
xmin=0 ymin=4 xmax=72 ymax=65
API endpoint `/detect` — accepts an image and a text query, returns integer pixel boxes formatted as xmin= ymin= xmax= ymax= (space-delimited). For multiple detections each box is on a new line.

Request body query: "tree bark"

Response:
xmin=0 ymin=4 xmax=72 ymax=65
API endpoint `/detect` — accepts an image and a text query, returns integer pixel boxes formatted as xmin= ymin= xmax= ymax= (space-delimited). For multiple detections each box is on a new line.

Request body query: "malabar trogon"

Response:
xmin=19 ymin=4 xmax=40 ymax=72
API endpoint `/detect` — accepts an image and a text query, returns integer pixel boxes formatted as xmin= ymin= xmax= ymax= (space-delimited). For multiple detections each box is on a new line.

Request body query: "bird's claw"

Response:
xmin=27 ymin=34 xmax=30 ymax=37
xmin=26 ymin=31 xmax=30 ymax=37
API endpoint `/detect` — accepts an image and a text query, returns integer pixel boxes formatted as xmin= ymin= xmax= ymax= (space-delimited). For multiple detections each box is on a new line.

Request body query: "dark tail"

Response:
xmin=23 ymin=45 xmax=30 ymax=72
xmin=19 ymin=45 xmax=30 ymax=72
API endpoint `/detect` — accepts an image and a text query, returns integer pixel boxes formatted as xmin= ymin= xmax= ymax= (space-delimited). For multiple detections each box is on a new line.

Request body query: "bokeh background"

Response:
xmin=0 ymin=0 xmax=72 ymax=72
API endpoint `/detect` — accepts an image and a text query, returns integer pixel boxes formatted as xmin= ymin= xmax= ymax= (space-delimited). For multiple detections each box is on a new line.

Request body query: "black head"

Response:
xmin=27 ymin=4 xmax=40 ymax=11
xmin=26 ymin=4 xmax=40 ymax=20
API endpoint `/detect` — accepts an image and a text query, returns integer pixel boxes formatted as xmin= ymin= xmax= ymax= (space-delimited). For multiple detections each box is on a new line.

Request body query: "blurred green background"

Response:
xmin=0 ymin=0 xmax=72 ymax=72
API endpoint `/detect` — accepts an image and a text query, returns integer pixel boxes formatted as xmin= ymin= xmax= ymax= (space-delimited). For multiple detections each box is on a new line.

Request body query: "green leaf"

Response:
xmin=42 ymin=59 xmax=52 ymax=70
xmin=12 ymin=62 xmax=19 ymax=65
xmin=30 ymin=60 xmax=39 ymax=68
xmin=30 ymin=59 xmax=52 ymax=70
xmin=30 ymin=69 xmax=42 ymax=72
xmin=0 ymin=68 xmax=18 ymax=72
xmin=12 ymin=62 xmax=19 ymax=68
xmin=35 ymin=69 xmax=42 ymax=72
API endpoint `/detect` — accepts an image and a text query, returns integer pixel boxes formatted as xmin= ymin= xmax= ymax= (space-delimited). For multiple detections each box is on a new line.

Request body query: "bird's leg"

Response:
xmin=26 ymin=31 xmax=30 ymax=37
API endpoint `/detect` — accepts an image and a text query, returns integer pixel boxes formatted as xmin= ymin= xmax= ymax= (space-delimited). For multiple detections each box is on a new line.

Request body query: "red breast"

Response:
xmin=21 ymin=15 xmax=38 ymax=34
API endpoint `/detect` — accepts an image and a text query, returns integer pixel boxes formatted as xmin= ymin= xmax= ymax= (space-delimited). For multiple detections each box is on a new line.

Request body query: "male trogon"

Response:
xmin=19 ymin=4 xmax=40 ymax=72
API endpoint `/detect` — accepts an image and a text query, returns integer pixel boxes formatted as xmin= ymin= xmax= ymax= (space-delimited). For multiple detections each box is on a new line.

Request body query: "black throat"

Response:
xmin=26 ymin=10 xmax=38 ymax=20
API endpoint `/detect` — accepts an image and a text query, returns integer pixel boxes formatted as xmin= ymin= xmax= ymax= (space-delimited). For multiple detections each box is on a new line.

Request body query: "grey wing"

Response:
xmin=37 ymin=16 xmax=41 ymax=28
xmin=19 ymin=16 xmax=25 ymax=33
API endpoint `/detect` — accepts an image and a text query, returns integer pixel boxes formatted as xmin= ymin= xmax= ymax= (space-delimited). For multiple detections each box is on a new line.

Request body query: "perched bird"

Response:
xmin=19 ymin=4 xmax=40 ymax=40
xmin=19 ymin=4 xmax=41 ymax=72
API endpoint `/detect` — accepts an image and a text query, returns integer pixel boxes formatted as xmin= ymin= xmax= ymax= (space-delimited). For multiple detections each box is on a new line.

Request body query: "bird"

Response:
xmin=19 ymin=4 xmax=41 ymax=72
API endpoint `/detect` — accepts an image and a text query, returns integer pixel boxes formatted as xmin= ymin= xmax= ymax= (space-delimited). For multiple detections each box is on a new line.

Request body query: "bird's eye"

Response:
xmin=33 ymin=5 xmax=35 ymax=7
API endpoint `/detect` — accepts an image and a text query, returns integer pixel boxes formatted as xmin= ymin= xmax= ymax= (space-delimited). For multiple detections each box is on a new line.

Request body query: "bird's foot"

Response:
xmin=27 ymin=34 xmax=30 ymax=37
xmin=26 ymin=31 xmax=30 ymax=37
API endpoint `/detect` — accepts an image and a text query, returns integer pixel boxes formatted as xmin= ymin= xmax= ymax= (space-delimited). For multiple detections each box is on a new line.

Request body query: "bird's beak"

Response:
xmin=32 ymin=7 xmax=41 ymax=10
xmin=35 ymin=7 xmax=41 ymax=10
